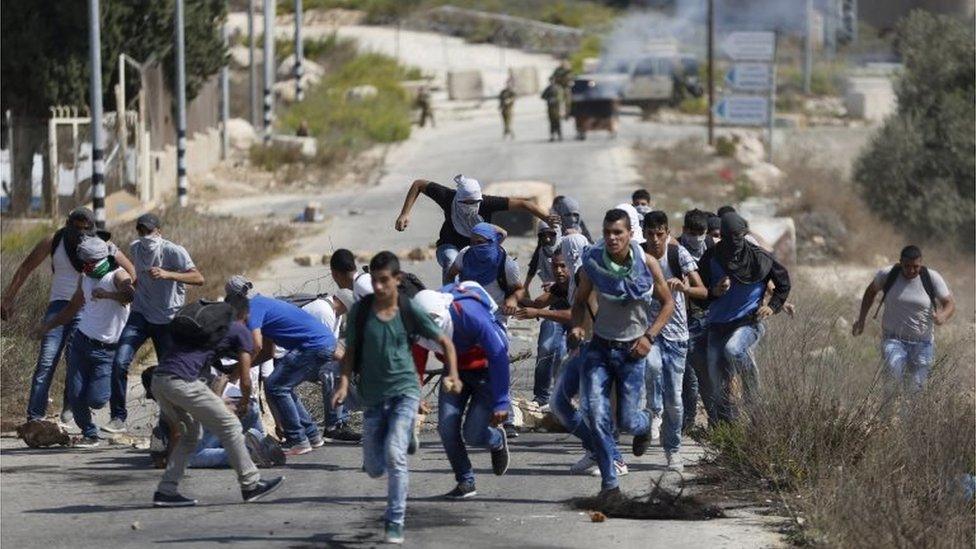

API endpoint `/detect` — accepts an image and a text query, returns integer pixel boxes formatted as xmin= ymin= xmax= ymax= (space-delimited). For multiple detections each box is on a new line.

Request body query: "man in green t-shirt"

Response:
xmin=333 ymin=251 xmax=460 ymax=545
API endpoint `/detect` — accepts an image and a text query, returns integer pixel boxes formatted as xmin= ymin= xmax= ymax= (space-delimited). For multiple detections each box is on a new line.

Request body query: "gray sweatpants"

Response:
xmin=152 ymin=374 xmax=260 ymax=495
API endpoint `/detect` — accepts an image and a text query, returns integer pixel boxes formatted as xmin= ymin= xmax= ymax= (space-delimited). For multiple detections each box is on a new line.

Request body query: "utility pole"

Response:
xmin=294 ymin=0 xmax=304 ymax=102
xmin=221 ymin=16 xmax=230 ymax=160
xmin=88 ymin=0 xmax=106 ymax=228
xmin=263 ymin=0 xmax=275 ymax=143
xmin=706 ymin=0 xmax=714 ymax=145
xmin=248 ymin=1 xmax=257 ymax=126
xmin=804 ymin=0 xmax=813 ymax=95
xmin=175 ymin=0 xmax=188 ymax=207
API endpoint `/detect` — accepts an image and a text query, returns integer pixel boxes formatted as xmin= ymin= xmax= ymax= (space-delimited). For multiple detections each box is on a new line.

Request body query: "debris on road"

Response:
xmin=589 ymin=511 xmax=607 ymax=523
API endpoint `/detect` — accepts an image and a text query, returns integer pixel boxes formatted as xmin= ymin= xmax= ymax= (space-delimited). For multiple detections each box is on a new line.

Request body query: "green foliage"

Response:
xmin=714 ymin=136 xmax=736 ymax=157
xmin=570 ymin=34 xmax=602 ymax=74
xmin=274 ymin=34 xmax=353 ymax=64
xmin=1 ymin=0 xmax=226 ymax=117
xmin=853 ymin=10 xmax=975 ymax=250
xmin=677 ymin=96 xmax=707 ymax=115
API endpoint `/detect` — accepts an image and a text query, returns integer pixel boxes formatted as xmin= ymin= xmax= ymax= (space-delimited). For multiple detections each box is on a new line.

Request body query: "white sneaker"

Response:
xmin=587 ymin=459 xmax=629 ymax=477
xmin=666 ymin=451 xmax=684 ymax=472
xmin=59 ymin=409 xmax=74 ymax=426
xmin=650 ymin=413 xmax=663 ymax=441
xmin=570 ymin=453 xmax=598 ymax=475
xmin=101 ymin=418 xmax=127 ymax=434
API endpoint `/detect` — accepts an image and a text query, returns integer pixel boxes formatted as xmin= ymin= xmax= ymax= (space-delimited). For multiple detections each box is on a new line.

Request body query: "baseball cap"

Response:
xmin=225 ymin=275 xmax=254 ymax=297
xmin=136 ymin=213 xmax=161 ymax=232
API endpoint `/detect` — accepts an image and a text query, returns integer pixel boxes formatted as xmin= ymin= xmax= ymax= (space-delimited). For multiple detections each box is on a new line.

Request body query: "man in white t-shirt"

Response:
xmin=853 ymin=245 xmax=955 ymax=390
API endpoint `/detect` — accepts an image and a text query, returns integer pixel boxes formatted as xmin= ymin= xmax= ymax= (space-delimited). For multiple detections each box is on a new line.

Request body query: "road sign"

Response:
xmin=720 ymin=31 xmax=775 ymax=61
xmin=725 ymin=63 xmax=772 ymax=92
xmin=714 ymin=95 xmax=769 ymax=126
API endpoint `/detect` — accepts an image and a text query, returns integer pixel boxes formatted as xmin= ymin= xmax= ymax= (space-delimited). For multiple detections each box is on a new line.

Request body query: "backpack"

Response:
xmin=496 ymin=248 xmax=513 ymax=297
xmin=874 ymin=264 xmax=938 ymax=319
xmin=399 ymin=272 xmax=426 ymax=298
xmin=351 ymin=292 xmax=424 ymax=375
xmin=171 ymin=300 xmax=235 ymax=349
xmin=445 ymin=281 xmax=498 ymax=315
xmin=666 ymin=244 xmax=682 ymax=280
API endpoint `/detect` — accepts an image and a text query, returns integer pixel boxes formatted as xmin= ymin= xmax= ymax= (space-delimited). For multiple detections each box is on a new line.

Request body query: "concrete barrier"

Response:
xmin=483 ymin=180 xmax=554 ymax=237
xmin=845 ymin=77 xmax=896 ymax=122
xmin=447 ymin=69 xmax=484 ymax=100
xmin=509 ymin=66 xmax=539 ymax=96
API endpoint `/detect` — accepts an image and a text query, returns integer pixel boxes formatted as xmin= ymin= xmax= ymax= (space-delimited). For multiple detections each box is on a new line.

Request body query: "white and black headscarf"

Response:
xmin=450 ymin=174 xmax=483 ymax=238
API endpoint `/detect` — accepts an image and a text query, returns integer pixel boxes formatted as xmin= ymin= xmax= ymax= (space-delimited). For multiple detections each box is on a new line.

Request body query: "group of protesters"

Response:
xmin=1 ymin=174 xmax=955 ymax=544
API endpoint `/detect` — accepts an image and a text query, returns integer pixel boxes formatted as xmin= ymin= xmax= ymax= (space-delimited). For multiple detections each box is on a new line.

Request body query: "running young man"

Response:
xmin=518 ymin=248 xmax=572 ymax=406
xmin=569 ymin=209 xmax=673 ymax=498
xmin=106 ymin=213 xmax=204 ymax=434
xmin=414 ymin=283 xmax=511 ymax=499
xmin=676 ymin=209 xmax=716 ymax=428
xmin=698 ymin=213 xmax=790 ymax=422
xmin=394 ymin=175 xmax=555 ymax=283
xmin=447 ymin=222 xmax=524 ymax=324
xmin=35 ymin=238 xmax=134 ymax=447
xmin=333 ymin=252 xmax=460 ymax=544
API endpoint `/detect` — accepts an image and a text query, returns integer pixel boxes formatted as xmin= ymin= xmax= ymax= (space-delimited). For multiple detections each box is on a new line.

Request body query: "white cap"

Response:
xmin=353 ymin=272 xmax=374 ymax=300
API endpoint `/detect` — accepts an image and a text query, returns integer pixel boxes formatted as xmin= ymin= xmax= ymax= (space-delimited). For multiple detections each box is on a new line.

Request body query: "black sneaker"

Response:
xmin=152 ymin=491 xmax=197 ymax=508
xmin=443 ymin=482 xmax=477 ymax=500
xmin=323 ymin=422 xmax=362 ymax=442
xmin=598 ymin=486 xmax=623 ymax=504
xmin=242 ymin=476 xmax=285 ymax=503
xmin=490 ymin=428 xmax=509 ymax=476
xmin=503 ymin=423 xmax=519 ymax=439
xmin=632 ymin=432 xmax=651 ymax=457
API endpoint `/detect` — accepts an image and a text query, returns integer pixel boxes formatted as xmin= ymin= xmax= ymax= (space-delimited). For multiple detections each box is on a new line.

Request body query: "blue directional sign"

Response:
xmin=713 ymin=96 xmax=769 ymax=126
xmin=724 ymin=63 xmax=772 ymax=92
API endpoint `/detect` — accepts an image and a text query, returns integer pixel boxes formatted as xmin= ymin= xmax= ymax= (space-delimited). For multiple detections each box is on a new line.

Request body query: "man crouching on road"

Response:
xmin=333 ymin=252 xmax=461 ymax=544
xmin=150 ymin=292 xmax=284 ymax=507
xmin=569 ymin=209 xmax=673 ymax=500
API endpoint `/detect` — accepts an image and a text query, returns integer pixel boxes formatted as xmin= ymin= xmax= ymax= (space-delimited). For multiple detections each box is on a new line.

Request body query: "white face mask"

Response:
xmin=635 ymin=205 xmax=652 ymax=216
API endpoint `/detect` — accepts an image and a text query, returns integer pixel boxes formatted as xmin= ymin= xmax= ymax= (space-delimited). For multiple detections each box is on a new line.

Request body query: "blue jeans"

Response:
xmin=267 ymin=346 xmax=330 ymax=445
xmin=551 ymin=349 xmax=624 ymax=462
xmin=27 ymin=300 xmax=79 ymax=420
xmin=66 ymin=333 xmax=115 ymax=438
xmin=189 ymin=401 xmax=263 ymax=468
xmin=319 ymin=358 xmax=357 ymax=428
xmin=707 ymin=321 xmax=765 ymax=422
xmin=435 ymin=244 xmax=460 ymax=285
xmin=645 ymin=337 xmax=687 ymax=454
xmin=533 ymin=319 xmax=567 ymax=404
xmin=682 ymin=316 xmax=711 ymax=428
xmin=438 ymin=368 xmax=504 ymax=485
xmin=580 ymin=339 xmax=650 ymax=490
xmin=111 ymin=311 xmax=174 ymax=422
xmin=363 ymin=394 xmax=418 ymax=526
xmin=882 ymin=337 xmax=934 ymax=391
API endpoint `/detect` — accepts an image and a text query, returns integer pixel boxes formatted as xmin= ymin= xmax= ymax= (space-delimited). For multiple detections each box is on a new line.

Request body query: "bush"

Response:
xmin=677 ymin=96 xmax=707 ymax=115
xmin=853 ymin=10 xmax=975 ymax=251
xmin=569 ymin=34 xmax=601 ymax=74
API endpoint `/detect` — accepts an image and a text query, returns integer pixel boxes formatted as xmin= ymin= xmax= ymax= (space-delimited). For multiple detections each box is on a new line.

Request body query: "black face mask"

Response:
xmin=61 ymin=209 xmax=98 ymax=272
xmin=715 ymin=213 xmax=772 ymax=284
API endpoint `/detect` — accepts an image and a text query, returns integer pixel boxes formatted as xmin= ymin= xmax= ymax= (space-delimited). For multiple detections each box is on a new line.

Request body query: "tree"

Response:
xmin=853 ymin=10 xmax=975 ymax=250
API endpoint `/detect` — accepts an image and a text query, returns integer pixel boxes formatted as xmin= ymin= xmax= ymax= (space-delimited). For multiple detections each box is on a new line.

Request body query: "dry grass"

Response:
xmin=0 ymin=209 xmax=294 ymax=423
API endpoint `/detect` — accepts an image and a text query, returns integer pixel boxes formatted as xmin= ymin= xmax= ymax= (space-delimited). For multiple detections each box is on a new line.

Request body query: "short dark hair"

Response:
xmin=329 ymin=249 xmax=356 ymax=273
xmin=683 ymin=209 xmax=709 ymax=232
xmin=643 ymin=210 xmax=669 ymax=231
xmin=707 ymin=213 xmax=721 ymax=232
xmin=631 ymin=189 xmax=651 ymax=202
xmin=717 ymin=205 xmax=736 ymax=217
xmin=604 ymin=208 xmax=631 ymax=230
xmin=900 ymin=245 xmax=922 ymax=261
xmin=369 ymin=251 xmax=401 ymax=274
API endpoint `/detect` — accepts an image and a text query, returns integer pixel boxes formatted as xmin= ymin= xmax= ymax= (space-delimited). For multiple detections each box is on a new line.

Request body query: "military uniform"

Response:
xmin=551 ymin=64 xmax=574 ymax=119
xmin=499 ymin=86 xmax=516 ymax=139
xmin=416 ymin=88 xmax=434 ymax=128
xmin=541 ymin=83 xmax=563 ymax=141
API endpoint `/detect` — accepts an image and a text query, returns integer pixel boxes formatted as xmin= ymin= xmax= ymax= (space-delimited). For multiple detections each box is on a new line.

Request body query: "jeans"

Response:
xmin=580 ymin=340 xmax=650 ymax=490
xmin=189 ymin=402 xmax=263 ymax=468
xmin=435 ymin=244 xmax=460 ymax=285
xmin=707 ymin=320 xmax=765 ymax=423
xmin=267 ymin=346 xmax=330 ymax=445
xmin=363 ymin=394 xmax=418 ymax=526
xmin=152 ymin=375 xmax=260 ymax=494
xmin=551 ymin=349 xmax=623 ymax=462
xmin=682 ymin=315 xmax=711 ymax=428
xmin=533 ymin=319 xmax=567 ymax=405
xmin=27 ymin=300 xmax=79 ymax=420
xmin=319 ymin=358 xmax=357 ymax=428
xmin=111 ymin=311 xmax=174 ymax=422
xmin=66 ymin=333 xmax=115 ymax=438
xmin=645 ymin=337 xmax=687 ymax=454
xmin=438 ymin=369 xmax=505 ymax=485
xmin=882 ymin=337 xmax=934 ymax=391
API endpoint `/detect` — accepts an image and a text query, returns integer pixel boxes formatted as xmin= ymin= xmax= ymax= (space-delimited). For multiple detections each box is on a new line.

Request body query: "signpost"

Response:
xmin=720 ymin=31 xmax=775 ymax=61
xmin=724 ymin=64 xmax=772 ymax=92
xmin=713 ymin=96 xmax=770 ymax=126
xmin=714 ymin=31 xmax=778 ymax=161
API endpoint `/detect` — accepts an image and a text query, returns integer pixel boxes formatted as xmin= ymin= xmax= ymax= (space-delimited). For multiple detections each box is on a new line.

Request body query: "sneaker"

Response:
xmin=407 ymin=429 xmax=418 ymax=455
xmin=650 ymin=413 xmax=663 ymax=441
xmin=245 ymin=430 xmax=271 ymax=467
xmin=242 ymin=476 xmax=285 ymax=503
xmin=444 ymin=481 xmax=477 ymax=499
xmin=570 ymin=453 xmax=598 ymax=475
xmin=262 ymin=435 xmax=287 ymax=466
xmin=666 ymin=451 xmax=684 ymax=472
xmin=323 ymin=422 xmax=362 ymax=442
xmin=282 ymin=440 xmax=312 ymax=456
xmin=101 ymin=418 xmax=127 ymax=434
xmin=308 ymin=434 xmax=325 ymax=449
xmin=152 ymin=491 xmax=197 ymax=508
xmin=503 ymin=423 xmax=519 ymax=439
xmin=490 ymin=428 xmax=509 ymax=476
xmin=73 ymin=435 xmax=100 ymax=448
xmin=632 ymin=432 xmax=651 ymax=457
xmin=598 ymin=486 xmax=623 ymax=504
xmin=384 ymin=520 xmax=404 ymax=544
xmin=59 ymin=409 xmax=74 ymax=426
xmin=587 ymin=459 xmax=630 ymax=477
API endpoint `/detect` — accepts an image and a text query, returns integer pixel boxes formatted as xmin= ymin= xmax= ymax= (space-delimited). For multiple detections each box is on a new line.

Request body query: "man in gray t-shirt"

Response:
xmin=105 ymin=213 xmax=205 ymax=432
xmin=853 ymin=245 xmax=955 ymax=389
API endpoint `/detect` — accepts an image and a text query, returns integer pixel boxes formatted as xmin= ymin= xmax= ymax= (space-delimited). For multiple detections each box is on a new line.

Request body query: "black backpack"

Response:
xmin=398 ymin=272 xmax=426 ymax=298
xmin=171 ymin=300 xmax=235 ymax=349
xmin=874 ymin=264 xmax=938 ymax=318
xmin=666 ymin=244 xmax=682 ymax=280
xmin=351 ymin=293 xmax=424 ymax=376
xmin=496 ymin=248 xmax=513 ymax=297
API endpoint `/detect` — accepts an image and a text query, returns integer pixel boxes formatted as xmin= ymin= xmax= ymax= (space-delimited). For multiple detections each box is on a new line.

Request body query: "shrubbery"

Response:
xmin=853 ymin=10 xmax=975 ymax=250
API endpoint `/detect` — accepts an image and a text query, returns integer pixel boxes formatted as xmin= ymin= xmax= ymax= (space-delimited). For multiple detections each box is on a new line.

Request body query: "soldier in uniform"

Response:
xmin=551 ymin=60 xmax=574 ymax=119
xmin=499 ymin=82 xmax=516 ymax=140
xmin=416 ymin=86 xmax=435 ymax=128
xmin=541 ymin=77 xmax=563 ymax=142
